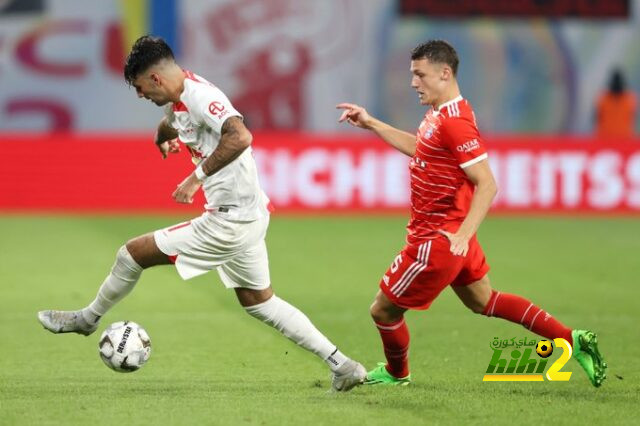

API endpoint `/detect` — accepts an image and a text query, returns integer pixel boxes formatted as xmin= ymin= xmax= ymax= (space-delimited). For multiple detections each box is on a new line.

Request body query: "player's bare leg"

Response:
xmin=370 ymin=290 xmax=407 ymax=324
xmin=38 ymin=233 xmax=171 ymax=336
xmin=451 ymin=274 xmax=492 ymax=314
xmin=236 ymin=287 xmax=366 ymax=392
xmin=454 ymin=274 xmax=607 ymax=387
xmin=125 ymin=233 xmax=174 ymax=269
xmin=365 ymin=290 xmax=411 ymax=385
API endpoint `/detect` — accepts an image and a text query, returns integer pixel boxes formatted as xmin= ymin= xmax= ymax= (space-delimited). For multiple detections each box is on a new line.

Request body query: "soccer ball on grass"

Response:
xmin=98 ymin=321 xmax=151 ymax=372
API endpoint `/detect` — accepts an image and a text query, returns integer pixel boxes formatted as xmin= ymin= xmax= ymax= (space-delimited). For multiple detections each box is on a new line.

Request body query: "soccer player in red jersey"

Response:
xmin=337 ymin=40 xmax=607 ymax=387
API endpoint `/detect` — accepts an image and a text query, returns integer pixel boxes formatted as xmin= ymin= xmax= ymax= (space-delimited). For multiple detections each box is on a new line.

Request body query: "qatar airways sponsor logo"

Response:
xmin=457 ymin=139 xmax=480 ymax=153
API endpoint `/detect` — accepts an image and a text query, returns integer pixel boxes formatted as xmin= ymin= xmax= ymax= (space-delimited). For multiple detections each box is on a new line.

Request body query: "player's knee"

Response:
xmin=369 ymin=302 xmax=395 ymax=323
xmin=111 ymin=245 xmax=143 ymax=276
xmin=369 ymin=302 xmax=383 ymax=322
xmin=124 ymin=235 xmax=156 ymax=269
xmin=116 ymin=245 xmax=130 ymax=261
xmin=125 ymin=237 xmax=141 ymax=257
xmin=123 ymin=243 xmax=141 ymax=266
xmin=125 ymin=233 xmax=148 ymax=249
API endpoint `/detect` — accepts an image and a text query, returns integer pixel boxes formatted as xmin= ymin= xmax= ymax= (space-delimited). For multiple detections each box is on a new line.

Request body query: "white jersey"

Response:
xmin=164 ymin=70 xmax=270 ymax=221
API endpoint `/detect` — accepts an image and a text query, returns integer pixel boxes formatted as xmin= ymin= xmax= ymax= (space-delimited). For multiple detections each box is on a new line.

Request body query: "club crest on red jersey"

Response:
xmin=419 ymin=115 xmax=439 ymax=139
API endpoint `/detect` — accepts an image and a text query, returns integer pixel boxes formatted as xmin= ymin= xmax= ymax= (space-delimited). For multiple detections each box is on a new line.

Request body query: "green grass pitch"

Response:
xmin=0 ymin=214 xmax=638 ymax=425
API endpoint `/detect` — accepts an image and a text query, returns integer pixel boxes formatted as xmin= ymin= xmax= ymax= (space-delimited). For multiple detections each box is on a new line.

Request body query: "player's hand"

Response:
xmin=336 ymin=103 xmax=374 ymax=129
xmin=172 ymin=173 xmax=201 ymax=204
xmin=157 ymin=138 xmax=181 ymax=159
xmin=438 ymin=230 xmax=470 ymax=257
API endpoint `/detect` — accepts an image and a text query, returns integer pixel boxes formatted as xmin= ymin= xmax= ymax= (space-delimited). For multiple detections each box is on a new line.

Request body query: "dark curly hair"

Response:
xmin=124 ymin=35 xmax=175 ymax=85
xmin=411 ymin=40 xmax=459 ymax=76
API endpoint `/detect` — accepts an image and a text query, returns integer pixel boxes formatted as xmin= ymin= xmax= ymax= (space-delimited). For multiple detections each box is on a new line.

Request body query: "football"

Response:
xmin=98 ymin=321 xmax=151 ymax=372
xmin=535 ymin=340 xmax=554 ymax=358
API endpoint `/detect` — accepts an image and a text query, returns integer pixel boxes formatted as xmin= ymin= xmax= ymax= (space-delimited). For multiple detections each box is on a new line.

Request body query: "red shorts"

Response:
xmin=380 ymin=235 xmax=490 ymax=310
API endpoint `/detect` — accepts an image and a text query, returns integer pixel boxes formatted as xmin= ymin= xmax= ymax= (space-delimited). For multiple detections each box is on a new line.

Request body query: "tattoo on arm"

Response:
xmin=200 ymin=117 xmax=251 ymax=177
xmin=220 ymin=116 xmax=242 ymax=140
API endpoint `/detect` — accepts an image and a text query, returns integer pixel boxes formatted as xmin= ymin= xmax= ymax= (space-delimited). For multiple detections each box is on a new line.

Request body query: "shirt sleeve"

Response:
xmin=440 ymin=116 xmax=488 ymax=169
xmin=198 ymin=86 xmax=243 ymax=133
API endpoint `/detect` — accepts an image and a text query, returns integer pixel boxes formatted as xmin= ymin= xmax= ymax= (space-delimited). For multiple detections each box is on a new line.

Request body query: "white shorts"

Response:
xmin=154 ymin=212 xmax=271 ymax=290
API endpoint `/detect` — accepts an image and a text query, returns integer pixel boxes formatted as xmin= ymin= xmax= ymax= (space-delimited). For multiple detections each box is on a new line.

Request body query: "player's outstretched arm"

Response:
xmin=336 ymin=103 xmax=416 ymax=156
xmin=154 ymin=117 xmax=180 ymax=159
xmin=171 ymin=117 xmax=251 ymax=204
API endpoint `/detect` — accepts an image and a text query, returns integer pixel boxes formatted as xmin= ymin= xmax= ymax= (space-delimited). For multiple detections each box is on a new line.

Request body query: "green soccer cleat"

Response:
xmin=364 ymin=363 xmax=411 ymax=386
xmin=572 ymin=329 xmax=607 ymax=387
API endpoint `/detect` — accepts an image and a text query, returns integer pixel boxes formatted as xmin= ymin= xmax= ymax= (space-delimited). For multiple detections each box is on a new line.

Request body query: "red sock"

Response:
xmin=482 ymin=290 xmax=573 ymax=346
xmin=375 ymin=318 xmax=410 ymax=378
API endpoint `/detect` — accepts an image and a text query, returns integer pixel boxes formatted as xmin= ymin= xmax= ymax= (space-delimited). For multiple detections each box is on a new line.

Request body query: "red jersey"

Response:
xmin=407 ymin=96 xmax=488 ymax=244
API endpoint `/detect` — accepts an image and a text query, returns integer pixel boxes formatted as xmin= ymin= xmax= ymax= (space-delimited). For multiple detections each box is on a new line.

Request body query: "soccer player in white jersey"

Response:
xmin=37 ymin=35 xmax=366 ymax=391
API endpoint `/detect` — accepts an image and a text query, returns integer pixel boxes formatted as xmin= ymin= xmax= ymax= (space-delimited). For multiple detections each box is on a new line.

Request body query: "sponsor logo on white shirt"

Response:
xmin=208 ymin=101 xmax=229 ymax=120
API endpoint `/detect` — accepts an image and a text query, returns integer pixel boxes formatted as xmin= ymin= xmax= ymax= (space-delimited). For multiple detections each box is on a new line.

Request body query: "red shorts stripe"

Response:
xmin=167 ymin=221 xmax=191 ymax=232
xmin=389 ymin=241 xmax=432 ymax=297
xmin=380 ymin=235 xmax=490 ymax=310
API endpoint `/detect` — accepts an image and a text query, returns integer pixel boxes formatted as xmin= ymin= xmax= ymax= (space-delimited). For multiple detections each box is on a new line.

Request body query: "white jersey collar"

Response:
xmin=437 ymin=95 xmax=463 ymax=112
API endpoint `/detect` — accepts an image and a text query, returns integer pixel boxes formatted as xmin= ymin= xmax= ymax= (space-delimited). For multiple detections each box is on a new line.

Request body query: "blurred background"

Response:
xmin=1 ymin=0 xmax=639 ymax=213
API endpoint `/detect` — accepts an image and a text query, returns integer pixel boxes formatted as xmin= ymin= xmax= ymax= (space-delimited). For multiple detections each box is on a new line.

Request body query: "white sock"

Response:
xmin=326 ymin=347 xmax=349 ymax=371
xmin=244 ymin=295 xmax=349 ymax=371
xmin=82 ymin=246 xmax=142 ymax=323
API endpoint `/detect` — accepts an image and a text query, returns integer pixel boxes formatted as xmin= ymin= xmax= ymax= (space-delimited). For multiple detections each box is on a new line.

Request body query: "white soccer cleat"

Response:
xmin=331 ymin=359 xmax=367 ymax=392
xmin=37 ymin=310 xmax=98 ymax=336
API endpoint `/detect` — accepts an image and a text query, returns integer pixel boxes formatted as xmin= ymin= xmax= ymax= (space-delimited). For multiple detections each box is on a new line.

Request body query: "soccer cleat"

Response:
xmin=572 ymin=329 xmax=607 ymax=387
xmin=331 ymin=359 xmax=367 ymax=392
xmin=364 ymin=362 xmax=411 ymax=386
xmin=37 ymin=310 xmax=98 ymax=336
